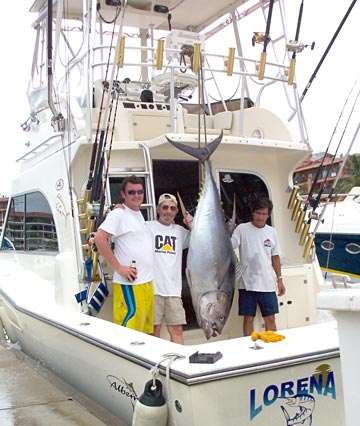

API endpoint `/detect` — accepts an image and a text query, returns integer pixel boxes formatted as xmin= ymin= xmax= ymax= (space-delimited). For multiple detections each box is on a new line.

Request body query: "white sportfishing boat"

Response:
xmin=314 ymin=187 xmax=360 ymax=283
xmin=0 ymin=0 xmax=349 ymax=425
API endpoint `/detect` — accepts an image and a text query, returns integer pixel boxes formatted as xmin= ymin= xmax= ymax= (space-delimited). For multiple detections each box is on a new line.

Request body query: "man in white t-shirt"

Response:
xmin=231 ymin=197 xmax=286 ymax=336
xmin=147 ymin=193 xmax=193 ymax=344
xmin=94 ymin=176 xmax=154 ymax=334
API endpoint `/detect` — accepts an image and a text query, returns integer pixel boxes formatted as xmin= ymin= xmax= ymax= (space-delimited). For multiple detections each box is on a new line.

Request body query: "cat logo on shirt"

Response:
xmin=155 ymin=235 xmax=177 ymax=254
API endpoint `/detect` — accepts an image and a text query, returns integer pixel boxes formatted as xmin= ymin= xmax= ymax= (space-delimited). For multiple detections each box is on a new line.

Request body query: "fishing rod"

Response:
xmin=299 ymin=0 xmax=357 ymax=104
xmin=47 ymin=0 xmax=64 ymax=132
xmin=85 ymin=18 xmax=119 ymax=206
xmin=253 ymin=0 xmax=275 ymax=80
xmin=90 ymin=2 xmax=129 ymax=205
xmin=286 ymin=0 xmax=311 ymax=86
xmin=294 ymin=75 xmax=360 ymax=232
xmin=303 ymin=116 xmax=360 ymax=259
xmin=95 ymin=83 xmax=122 ymax=230
xmin=301 ymin=84 xmax=360 ymax=256
xmin=313 ymin=85 xmax=360 ymax=207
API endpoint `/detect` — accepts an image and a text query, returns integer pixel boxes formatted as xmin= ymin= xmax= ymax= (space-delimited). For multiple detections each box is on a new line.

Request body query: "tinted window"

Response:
xmin=1 ymin=192 xmax=58 ymax=252
xmin=2 ymin=196 xmax=25 ymax=250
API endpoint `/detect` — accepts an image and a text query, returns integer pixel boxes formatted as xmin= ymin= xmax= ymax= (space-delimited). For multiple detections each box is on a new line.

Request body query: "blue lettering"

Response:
xmin=249 ymin=365 xmax=337 ymax=422
xmin=250 ymin=389 xmax=262 ymax=420
xmin=323 ymin=371 xmax=336 ymax=400
xmin=264 ymin=385 xmax=278 ymax=406
xmin=280 ymin=381 xmax=295 ymax=397
xmin=297 ymin=377 xmax=309 ymax=395
xmin=310 ymin=373 xmax=323 ymax=395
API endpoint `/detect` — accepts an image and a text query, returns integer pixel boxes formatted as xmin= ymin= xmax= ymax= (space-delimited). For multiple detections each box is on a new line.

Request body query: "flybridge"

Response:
xmin=28 ymin=0 xmax=255 ymax=31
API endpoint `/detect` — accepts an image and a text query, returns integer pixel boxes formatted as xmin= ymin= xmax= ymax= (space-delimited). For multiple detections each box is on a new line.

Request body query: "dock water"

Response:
xmin=0 ymin=336 xmax=125 ymax=426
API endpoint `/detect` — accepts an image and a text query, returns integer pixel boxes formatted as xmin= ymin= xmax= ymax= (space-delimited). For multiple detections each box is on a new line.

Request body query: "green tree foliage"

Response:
xmin=336 ymin=154 xmax=360 ymax=194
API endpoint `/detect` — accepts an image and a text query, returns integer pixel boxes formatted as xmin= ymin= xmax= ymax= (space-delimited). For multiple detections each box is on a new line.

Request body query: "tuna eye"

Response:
xmin=220 ymin=316 xmax=225 ymax=322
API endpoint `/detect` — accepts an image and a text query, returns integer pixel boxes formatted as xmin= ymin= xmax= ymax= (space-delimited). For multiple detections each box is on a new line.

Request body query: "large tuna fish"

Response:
xmin=166 ymin=133 xmax=239 ymax=339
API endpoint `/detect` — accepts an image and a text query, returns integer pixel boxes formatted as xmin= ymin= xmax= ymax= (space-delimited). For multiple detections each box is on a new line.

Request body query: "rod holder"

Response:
xmin=287 ymin=186 xmax=299 ymax=209
xmin=295 ymin=210 xmax=305 ymax=233
xmin=257 ymin=52 xmax=267 ymax=80
xmin=77 ymin=189 xmax=91 ymax=206
xmin=91 ymin=251 xmax=99 ymax=278
xmin=291 ymin=198 xmax=302 ymax=221
xmin=287 ymin=57 xmax=296 ymax=85
xmin=192 ymin=43 xmax=201 ymax=74
xmin=116 ymin=35 xmax=126 ymax=68
xmin=156 ymin=39 xmax=164 ymax=70
xmin=303 ymin=234 xmax=315 ymax=259
xmin=226 ymin=47 xmax=235 ymax=76
xmin=299 ymin=222 xmax=310 ymax=246
xmin=87 ymin=218 xmax=96 ymax=235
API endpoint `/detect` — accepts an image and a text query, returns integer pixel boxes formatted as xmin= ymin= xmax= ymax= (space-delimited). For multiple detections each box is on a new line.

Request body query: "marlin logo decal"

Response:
xmin=281 ymin=394 xmax=315 ymax=425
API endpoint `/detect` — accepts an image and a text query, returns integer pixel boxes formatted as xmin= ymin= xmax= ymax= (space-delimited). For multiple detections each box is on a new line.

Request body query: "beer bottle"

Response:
xmin=130 ymin=260 xmax=137 ymax=270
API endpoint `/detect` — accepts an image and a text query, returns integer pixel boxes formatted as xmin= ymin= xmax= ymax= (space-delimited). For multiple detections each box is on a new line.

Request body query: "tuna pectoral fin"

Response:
xmin=186 ymin=268 xmax=193 ymax=289
xmin=235 ymin=257 xmax=246 ymax=288
xmin=166 ymin=131 xmax=223 ymax=161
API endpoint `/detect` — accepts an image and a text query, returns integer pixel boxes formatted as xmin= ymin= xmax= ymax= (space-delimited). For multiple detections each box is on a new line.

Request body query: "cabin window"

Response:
xmin=320 ymin=240 xmax=335 ymax=251
xmin=0 ymin=192 xmax=58 ymax=252
xmin=345 ymin=243 xmax=360 ymax=255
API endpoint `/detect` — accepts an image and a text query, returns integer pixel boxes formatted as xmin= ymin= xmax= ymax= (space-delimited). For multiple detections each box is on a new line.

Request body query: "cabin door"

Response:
xmin=152 ymin=161 xmax=270 ymax=330
xmin=218 ymin=171 xmax=270 ymax=225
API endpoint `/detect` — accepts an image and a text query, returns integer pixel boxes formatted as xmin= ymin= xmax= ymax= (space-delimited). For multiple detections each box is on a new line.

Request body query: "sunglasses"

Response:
xmin=161 ymin=205 xmax=177 ymax=211
xmin=127 ymin=189 xmax=144 ymax=195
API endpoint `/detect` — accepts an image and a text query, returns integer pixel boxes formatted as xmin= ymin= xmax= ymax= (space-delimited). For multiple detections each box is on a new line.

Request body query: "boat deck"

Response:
xmin=0 ymin=338 xmax=124 ymax=426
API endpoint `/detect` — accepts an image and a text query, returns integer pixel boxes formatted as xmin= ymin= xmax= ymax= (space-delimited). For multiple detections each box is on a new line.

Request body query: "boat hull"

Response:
xmin=315 ymin=232 xmax=360 ymax=279
xmin=0 ymin=288 xmax=345 ymax=426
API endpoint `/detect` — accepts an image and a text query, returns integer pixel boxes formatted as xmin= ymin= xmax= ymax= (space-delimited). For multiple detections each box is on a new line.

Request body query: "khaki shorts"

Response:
xmin=154 ymin=295 xmax=187 ymax=326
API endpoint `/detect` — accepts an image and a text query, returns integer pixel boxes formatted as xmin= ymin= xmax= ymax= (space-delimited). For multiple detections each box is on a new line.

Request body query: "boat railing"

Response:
xmin=90 ymin=40 xmax=306 ymax=143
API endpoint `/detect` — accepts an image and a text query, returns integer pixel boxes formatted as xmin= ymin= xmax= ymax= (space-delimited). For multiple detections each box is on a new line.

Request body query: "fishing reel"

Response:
xmin=252 ymin=32 xmax=271 ymax=47
xmin=286 ymin=40 xmax=315 ymax=54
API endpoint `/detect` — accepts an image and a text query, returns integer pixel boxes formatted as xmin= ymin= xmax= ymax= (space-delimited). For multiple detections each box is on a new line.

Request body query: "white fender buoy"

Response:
xmin=132 ymin=378 xmax=168 ymax=426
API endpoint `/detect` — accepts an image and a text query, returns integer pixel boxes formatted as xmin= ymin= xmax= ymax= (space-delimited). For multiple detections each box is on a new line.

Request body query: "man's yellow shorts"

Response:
xmin=113 ymin=281 xmax=154 ymax=334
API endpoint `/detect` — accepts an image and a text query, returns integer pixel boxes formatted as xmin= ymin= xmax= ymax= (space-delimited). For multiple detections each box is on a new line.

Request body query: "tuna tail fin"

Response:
xmin=166 ymin=131 xmax=223 ymax=162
